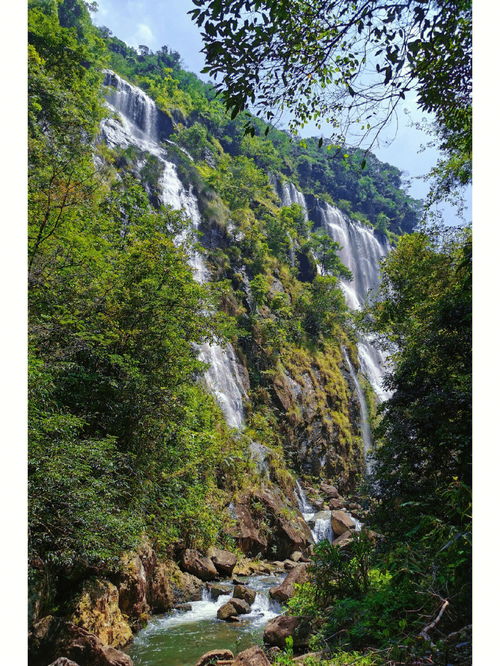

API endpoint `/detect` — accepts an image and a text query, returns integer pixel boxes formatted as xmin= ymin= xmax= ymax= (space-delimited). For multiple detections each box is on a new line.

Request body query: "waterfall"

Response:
xmin=270 ymin=176 xmax=390 ymax=401
xmin=342 ymin=347 xmax=372 ymax=469
xmin=295 ymin=480 xmax=362 ymax=544
xmin=269 ymin=175 xmax=308 ymax=213
xmin=101 ymin=71 xmax=247 ymax=429
xmin=318 ymin=202 xmax=390 ymax=401
xmin=295 ymin=480 xmax=316 ymax=522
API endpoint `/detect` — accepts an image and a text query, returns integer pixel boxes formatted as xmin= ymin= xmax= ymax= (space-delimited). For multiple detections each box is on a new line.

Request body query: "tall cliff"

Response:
xmin=28 ymin=0 xmax=422 ymax=659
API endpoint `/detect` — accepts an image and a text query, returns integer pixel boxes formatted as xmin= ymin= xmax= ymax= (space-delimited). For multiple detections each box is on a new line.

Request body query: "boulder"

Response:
xmin=207 ymin=583 xmax=232 ymax=600
xmin=70 ymin=579 xmax=133 ymax=648
xmin=331 ymin=531 xmax=353 ymax=548
xmin=180 ymin=549 xmax=218 ymax=581
xmin=290 ymin=551 xmax=302 ymax=562
xmin=331 ymin=510 xmax=356 ymax=536
xmin=292 ymin=652 xmax=323 ymax=664
xmin=233 ymin=645 xmax=271 ymax=665
xmin=55 ymin=624 xmax=133 ymax=666
xmin=217 ymin=601 xmax=238 ymax=621
xmin=229 ymin=489 xmax=313 ymax=560
xmin=194 ymin=649 xmax=234 ymax=666
xmin=230 ymin=597 xmax=251 ymax=614
xmin=233 ymin=584 xmax=256 ymax=605
xmin=233 ymin=576 xmax=248 ymax=585
xmin=147 ymin=560 xmax=174 ymax=612
xmin=228 ymin=504 xmax=268 ymax=556
xmin=49 ymin=660 xmax=80 ymax=666
xmin=174 ymin=603 xmax=192 ymax=611
xmin=208 ymin=547 xmax=238 ymax=577
xmin=320 ymin=482 xmax=340 ymax=499
xmin=362 ymin=528 xmax=383 ymax=543
xmin=255 ymin=561 xmax=274 ymax=574
xmin=263 ymin=615 xmax=310 ymax=649
xmin=283 ymin=559 xmax=298 ymax=570
xmin=269 ymin=564 xmax=308 ymax=603
xmin=328 ymin=497 xmax=345 ymax=510
xmin=172 ymin=570 xmax=204 ymax=604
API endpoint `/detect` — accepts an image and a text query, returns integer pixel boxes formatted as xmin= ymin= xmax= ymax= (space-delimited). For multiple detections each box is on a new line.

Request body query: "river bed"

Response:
xmin=126 ymin=574 xmax=284 ymax=666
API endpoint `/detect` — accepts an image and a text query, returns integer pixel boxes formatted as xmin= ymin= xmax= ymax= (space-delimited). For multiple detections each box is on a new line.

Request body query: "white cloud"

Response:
xmin=134 ymin=22 xmax=154 ymax=47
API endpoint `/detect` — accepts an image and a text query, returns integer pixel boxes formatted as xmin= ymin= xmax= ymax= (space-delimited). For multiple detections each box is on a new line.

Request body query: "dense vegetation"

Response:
xmin=285 ymin=226 xmax=472 ymax=664
xmin=28 ymin=0 xmax=370 ymax=601
xmin=28 ymin=1 xmax=470 ymax=664
xmin=192 ymin=0 xmax=471 ymax=211
xmin=29 ymin=0 xmax=244 ymax=594
xmin=100 ymin=29 xmax=421 ymax=236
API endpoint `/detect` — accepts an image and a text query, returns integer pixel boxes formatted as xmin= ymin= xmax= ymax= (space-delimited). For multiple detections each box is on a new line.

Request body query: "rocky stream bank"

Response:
xmin=29 ymin=481 xmax=374 ymax=666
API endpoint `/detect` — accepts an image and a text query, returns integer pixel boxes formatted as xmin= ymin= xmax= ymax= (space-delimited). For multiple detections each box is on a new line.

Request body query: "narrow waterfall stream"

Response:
xmin=127 ymin=575 xmax=283 ymax=666
xmin=270 ymin=177 xmax=390 ymax=402
xmin=101 ymin=71 xmax=247 ymax=429
xmin=342 ymin=348 xmax=372 ymax=469
xmin=295 ymin=481 xmax=361 ymax=544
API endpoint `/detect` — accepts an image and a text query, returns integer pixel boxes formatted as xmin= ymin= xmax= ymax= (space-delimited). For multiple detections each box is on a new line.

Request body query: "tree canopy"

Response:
xmin=191 ymin=0 xmax=471 ymax=202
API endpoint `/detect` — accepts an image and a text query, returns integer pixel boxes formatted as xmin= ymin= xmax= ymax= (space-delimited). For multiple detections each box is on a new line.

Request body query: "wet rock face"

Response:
xmin=269 ymin=563 xmax=309 ymax=603
xmin=229 ymin=488 xmax=313 ymax=560
xmin=271 ymin=346 xmax=364 ymax=492
xmin=229 ymin=503 xmax=269 ymax=556
xmin=116 ymin=553 xmax=150 ymax=628
xmin=263 ymin=614 xmax=310 ymax=649
xmin=233 ymin=645 xmax=271 ymax=665
xmin=180 ymin=549 xmax=219 ymax=581
xmin=32 ymin=621 xmax=133 ymax=666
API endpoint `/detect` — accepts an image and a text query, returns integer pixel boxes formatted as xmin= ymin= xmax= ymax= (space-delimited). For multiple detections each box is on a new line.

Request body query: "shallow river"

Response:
xmin=126 ymin=574 xmax=284 ymax=666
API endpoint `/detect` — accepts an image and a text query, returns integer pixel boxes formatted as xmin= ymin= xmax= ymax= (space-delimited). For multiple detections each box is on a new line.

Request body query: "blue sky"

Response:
xmin=92 ymin=0 xmax=470 ymax=225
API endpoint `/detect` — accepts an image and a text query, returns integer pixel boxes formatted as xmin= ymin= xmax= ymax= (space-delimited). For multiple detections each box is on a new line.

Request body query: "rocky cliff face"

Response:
xmin=271 ymin=342 xmax=364 ymax=490
xmin=28 ymin=68 xmax=380 ymax=663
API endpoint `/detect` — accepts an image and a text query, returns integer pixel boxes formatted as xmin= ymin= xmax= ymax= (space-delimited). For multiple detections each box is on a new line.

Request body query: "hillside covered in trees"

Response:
xmin=28 ymin=1 xmax=471 ymax=665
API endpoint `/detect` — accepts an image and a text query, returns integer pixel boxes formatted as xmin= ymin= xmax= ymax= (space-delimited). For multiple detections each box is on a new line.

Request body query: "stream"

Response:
xmin=126 ymin=574 xmax=283 ymax=665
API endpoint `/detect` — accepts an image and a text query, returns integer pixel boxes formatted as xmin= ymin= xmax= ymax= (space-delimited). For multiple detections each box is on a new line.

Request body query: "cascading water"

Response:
xmin=270 ymin=177 xmax=390 ymax=402
xmin=317 ymin=201 xmax=390 ymax=401
xmin=295 ymin=480 xmax=362 ymax=544
xmin=342 ymin=347 xmax=372 ymax=467
xmin=295 ymin=480 xmax=316 ymax=523
xmin=101 ymin=71 xmax=247 ymax=429
xmin=269 ymin=175 xmax=308 ymax=212
xmin=127 ymin=574 xmax=283 ymax=666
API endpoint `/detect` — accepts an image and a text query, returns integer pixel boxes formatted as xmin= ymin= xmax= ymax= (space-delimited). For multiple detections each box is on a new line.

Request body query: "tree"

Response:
xmin=191 ymin=0 xmax=471 ymax=199
xmin=308 ymin=230 xmax=352 ymax=279
xmin=366 ymin=225 xmax=472 ymax=531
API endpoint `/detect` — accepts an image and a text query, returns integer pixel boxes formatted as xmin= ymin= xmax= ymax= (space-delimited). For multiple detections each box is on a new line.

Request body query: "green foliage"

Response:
xmin=292 ymin=225 xmax=471 ymax=660
xmin=308 ymin=535 xmax=374 ymax=607
xmin=302 ymin=276 xmax=349 ymax=340
xmin=28 ymin=0 xmax=243 ymax=585
xmin=367 ymin=226 xmax=472 ymax=527
xmin=307 ymin=231 xmax=352 ymax=279
xmin=192 ymin=0 xmax=470 ymax=207
xmin=99 ymin=29 xmax=421 ymax=232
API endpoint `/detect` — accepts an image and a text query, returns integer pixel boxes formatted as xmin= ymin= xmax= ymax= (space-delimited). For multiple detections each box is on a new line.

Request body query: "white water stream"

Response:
xmin=295 ymin=480 xmax=362 ymax=544
xmin=128 ymin=574 xmax=283 ymax=666
xmin=101 ymin=71 xmax=247 ymax=429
